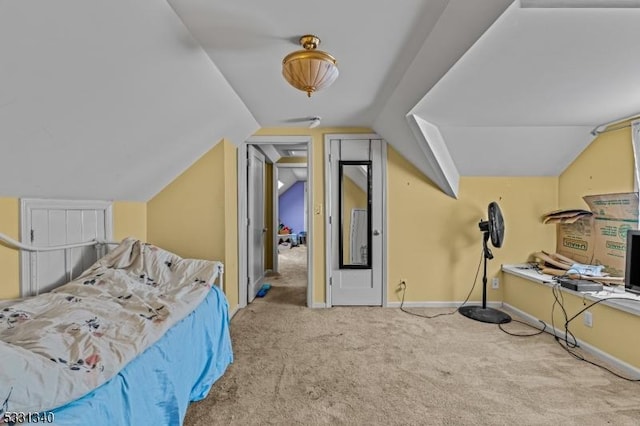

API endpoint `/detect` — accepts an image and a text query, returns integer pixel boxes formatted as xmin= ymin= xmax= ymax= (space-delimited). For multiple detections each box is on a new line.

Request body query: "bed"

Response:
xmin=278 ymin=233 xmax=299 ymax=247
xmin=0 ymin=238 xmax=232 ymax=426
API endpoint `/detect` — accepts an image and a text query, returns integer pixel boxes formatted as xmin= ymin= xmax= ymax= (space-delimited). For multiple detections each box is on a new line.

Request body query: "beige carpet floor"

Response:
xmin=184 ymin=254 xmax=640 ymax=425
xmin=264 ymin=243 xmax=308 ymax=287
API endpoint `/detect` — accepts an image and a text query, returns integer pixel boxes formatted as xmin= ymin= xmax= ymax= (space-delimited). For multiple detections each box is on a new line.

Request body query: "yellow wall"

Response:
xmin=147 ymin=139 xmax=239 ymax=310
xmin=0 ymin=198 xmax=147 ymax=299
xmin=277 ymin=157 xmax=307 ymax=164
xmin=112 ymin=201 xmax=147 ymax=242
xmin=147 ymin=141 xmax=225 ymax=260
xmin=559 ymin=126 xmax=634 ymax=208
xmin=504 ymin=273 xmax=640 ymax=369
xmin=254 ymin=127 xmax=373 ymax=304
xmin=504 ymin=123 xmax=639 ymax=369
xmin=559 ymin=128 xmax=635 ymax=275
xmin=0 ymin=198 xmax=20 ymax=299
xmin=223 ymin=141 xmax=239 ymax=309
xmin=254 ymin=131 xmax=557 ymax=305
xmin=387 ymin=146 xmax=558 ymax=303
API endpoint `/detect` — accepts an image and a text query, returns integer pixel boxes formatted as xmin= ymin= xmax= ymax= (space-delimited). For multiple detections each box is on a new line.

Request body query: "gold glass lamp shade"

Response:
xmin=282 ymin=35 xmax=339 ymax=97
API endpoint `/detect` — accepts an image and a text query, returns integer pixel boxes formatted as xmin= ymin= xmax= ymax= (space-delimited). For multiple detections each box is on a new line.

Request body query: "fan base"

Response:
xmin=459 ymin=306 xmax=512 ymax=324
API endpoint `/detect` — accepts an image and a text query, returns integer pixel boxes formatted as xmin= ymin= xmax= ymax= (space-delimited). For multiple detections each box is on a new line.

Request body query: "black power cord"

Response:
xmin=398 ymin=248 xmax=483 ymax=319
xmin=498 ymin=281 xmax=640 ymax=382
xmin=498 ymin=318 xmax=547 ymax=337
xmin=552 ymin=287 xmax=640 ymax=382
xmin=551 ymin=283 xmax=578 ymax=348
xmin=398 ymin=247 xmax=640 ymax=381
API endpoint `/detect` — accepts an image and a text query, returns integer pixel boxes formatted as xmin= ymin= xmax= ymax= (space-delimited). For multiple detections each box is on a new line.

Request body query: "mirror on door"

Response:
xmin=339 ymin=161 xmax=372 ymax=269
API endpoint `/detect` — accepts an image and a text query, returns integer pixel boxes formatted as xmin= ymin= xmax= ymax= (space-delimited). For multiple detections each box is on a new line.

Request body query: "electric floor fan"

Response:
xmin=459 ymin=201 xmax=512 ymax=324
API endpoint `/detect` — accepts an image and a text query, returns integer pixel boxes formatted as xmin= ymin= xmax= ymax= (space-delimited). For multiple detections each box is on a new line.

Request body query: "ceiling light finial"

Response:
xmin=282 ymin=35 xmax=339 ymax=97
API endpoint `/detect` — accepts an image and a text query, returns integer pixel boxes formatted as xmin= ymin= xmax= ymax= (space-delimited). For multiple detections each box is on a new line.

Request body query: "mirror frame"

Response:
xmin=338 ymin=160 xmax=372 ymax=269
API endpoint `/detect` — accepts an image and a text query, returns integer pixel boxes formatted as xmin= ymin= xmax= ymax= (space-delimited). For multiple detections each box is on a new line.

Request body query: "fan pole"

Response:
xmin=459 ymin=231 xmax=512 ymax=324
xmin=482 ymin=231 xmax=489 ymax=309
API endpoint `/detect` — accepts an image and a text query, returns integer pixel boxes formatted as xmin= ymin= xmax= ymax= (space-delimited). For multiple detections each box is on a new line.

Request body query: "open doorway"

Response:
xmin=269 ymin=162 xmax=308 ymax=306
xmin=238 ymin=136 xmax=313 ymax=309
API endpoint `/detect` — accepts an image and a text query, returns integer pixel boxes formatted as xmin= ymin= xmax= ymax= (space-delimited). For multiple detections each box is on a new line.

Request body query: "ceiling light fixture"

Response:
xmin=282 ymin=35 xmax=339 ymax=98
xmin=308 ymin=116 xmax=321 ymax=128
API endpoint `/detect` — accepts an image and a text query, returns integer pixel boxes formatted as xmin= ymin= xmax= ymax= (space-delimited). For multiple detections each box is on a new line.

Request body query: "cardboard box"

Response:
xmin=555 ymin=192 xmax=639 ymax=276
xmin=556 ymin=215 xmax=595 ymax=265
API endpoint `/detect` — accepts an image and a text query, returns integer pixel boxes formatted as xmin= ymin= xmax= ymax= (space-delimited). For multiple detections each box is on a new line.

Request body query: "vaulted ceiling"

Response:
xmin=1 ymin=1 xmax=639 ymax=201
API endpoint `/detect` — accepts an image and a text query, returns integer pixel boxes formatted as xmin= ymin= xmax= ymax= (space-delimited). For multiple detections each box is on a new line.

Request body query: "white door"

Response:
xmin=247 ymin=145 xmax=266 ymax=302
xmin=21 ymin=199 xmax=112 ymax=296
xmin=329 ymin=139 xmax=384 ymax=306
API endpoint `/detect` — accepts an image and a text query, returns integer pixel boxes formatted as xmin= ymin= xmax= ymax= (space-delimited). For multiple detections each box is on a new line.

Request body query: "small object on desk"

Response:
xmin=605 ymin=285 xmax=626 ymax=294
xmin=567 ymin=263 xmax=605 ymax=277
xmin=542 ymin=267 xmax=569 ymax=276
xmin=558 ymin=278 xmax=603 ymax=292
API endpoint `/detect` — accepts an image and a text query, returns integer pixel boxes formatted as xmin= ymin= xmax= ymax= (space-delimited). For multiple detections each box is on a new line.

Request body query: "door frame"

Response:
xmin=238 ymin=135 xmax=313 ymax=308
xmin=19 ymin=198 xmax=113 ymax=297
xmin=324 ymin=134 xmax=388 ymax=308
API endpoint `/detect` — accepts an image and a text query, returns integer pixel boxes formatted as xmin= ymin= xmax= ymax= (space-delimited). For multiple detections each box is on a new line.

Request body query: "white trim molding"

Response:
xmin=503 ymin=303 xmax=640 ymax=379
xmin=405 ymin=114 xmax=460 ymax=198
xmin=324 ymin=134 xmax=388 ymax=307
xmin=229 ymin=305 xmax=241 ymax=319
xmin=238 ymin=135 xmax=314 ymax=309
xmin=323 ymin=136 xmax=332 ymax=308
xmin=386 ymin=301 xmax=504 ymax=309
xmin=381 ymin=140 xmax=389 ymax=307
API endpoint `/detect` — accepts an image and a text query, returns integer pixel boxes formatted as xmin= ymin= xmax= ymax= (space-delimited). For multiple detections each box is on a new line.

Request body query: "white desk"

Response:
xmin=502 ymin=263 xmax=640 ymax=375
xmin=502 ymin=264 xmax=640 ymax=316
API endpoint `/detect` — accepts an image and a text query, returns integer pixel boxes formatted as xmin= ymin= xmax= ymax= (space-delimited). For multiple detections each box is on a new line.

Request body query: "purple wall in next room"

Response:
xmin=279 ymin=181 xmax=305 ymax=234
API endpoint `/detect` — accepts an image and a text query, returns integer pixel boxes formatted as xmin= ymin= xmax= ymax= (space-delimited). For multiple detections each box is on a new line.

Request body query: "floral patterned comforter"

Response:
xmin=0 ymin=238 xmax=222 ymax=413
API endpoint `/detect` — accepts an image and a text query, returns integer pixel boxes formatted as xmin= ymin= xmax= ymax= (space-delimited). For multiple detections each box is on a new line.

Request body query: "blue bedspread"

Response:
xmin=48 ymin=286 xmax=232 ymax=426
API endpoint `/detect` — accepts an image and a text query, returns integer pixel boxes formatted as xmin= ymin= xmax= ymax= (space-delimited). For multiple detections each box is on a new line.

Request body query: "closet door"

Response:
xmin=247 ymin=146 xmax=266 ymax=302
xmin=20 ymin=200 xmax=113 ymax=296
xmin=328 ymin=138 xmax=384 ymax=306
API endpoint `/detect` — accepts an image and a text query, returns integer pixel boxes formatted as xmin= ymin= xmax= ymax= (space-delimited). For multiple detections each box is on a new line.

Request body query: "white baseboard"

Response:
xmin=386 ymin=300 xmax=503 ymax=309
xmin=503 ymin=303 xmax=640 ymax=378
xmin=229 ymin=305 xmax=240 ymax=319
xmin=311 ymin=302 xmax=327 ymax=308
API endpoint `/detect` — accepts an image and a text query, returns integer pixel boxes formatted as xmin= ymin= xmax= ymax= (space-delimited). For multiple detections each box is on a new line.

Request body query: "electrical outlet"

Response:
xmin=584 ymin=311 xmax=593 ymax=327
xmin=492 ymin=277 xmax=499 ymax=289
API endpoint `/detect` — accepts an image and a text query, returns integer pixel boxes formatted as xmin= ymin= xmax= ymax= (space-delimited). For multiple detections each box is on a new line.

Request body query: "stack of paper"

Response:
xmin=541 ymin=209 xmax=593 ymax=224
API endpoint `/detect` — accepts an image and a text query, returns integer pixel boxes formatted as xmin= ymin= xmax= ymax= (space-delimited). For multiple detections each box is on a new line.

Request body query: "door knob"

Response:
xmin=262 ymin=228 xmax=268 ymax=233
xmin=373 ymin=230 xmax=380 ymax=236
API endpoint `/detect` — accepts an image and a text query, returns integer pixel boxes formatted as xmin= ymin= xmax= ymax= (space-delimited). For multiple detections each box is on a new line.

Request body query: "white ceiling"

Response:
xmin=168 ymin=0 xmax=447 ymax=127
xmin=411 ymin=2 xmax=640 ymax=176
xmin=1 ymin=1 xmax=639 ymax=201
xmin=0 ymin=0 xmax=258 ymax=201
xmin=277 ymin=167 xmax=307 ymax=195
xmin=274 ymin=144 xmax=307 ymax=158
